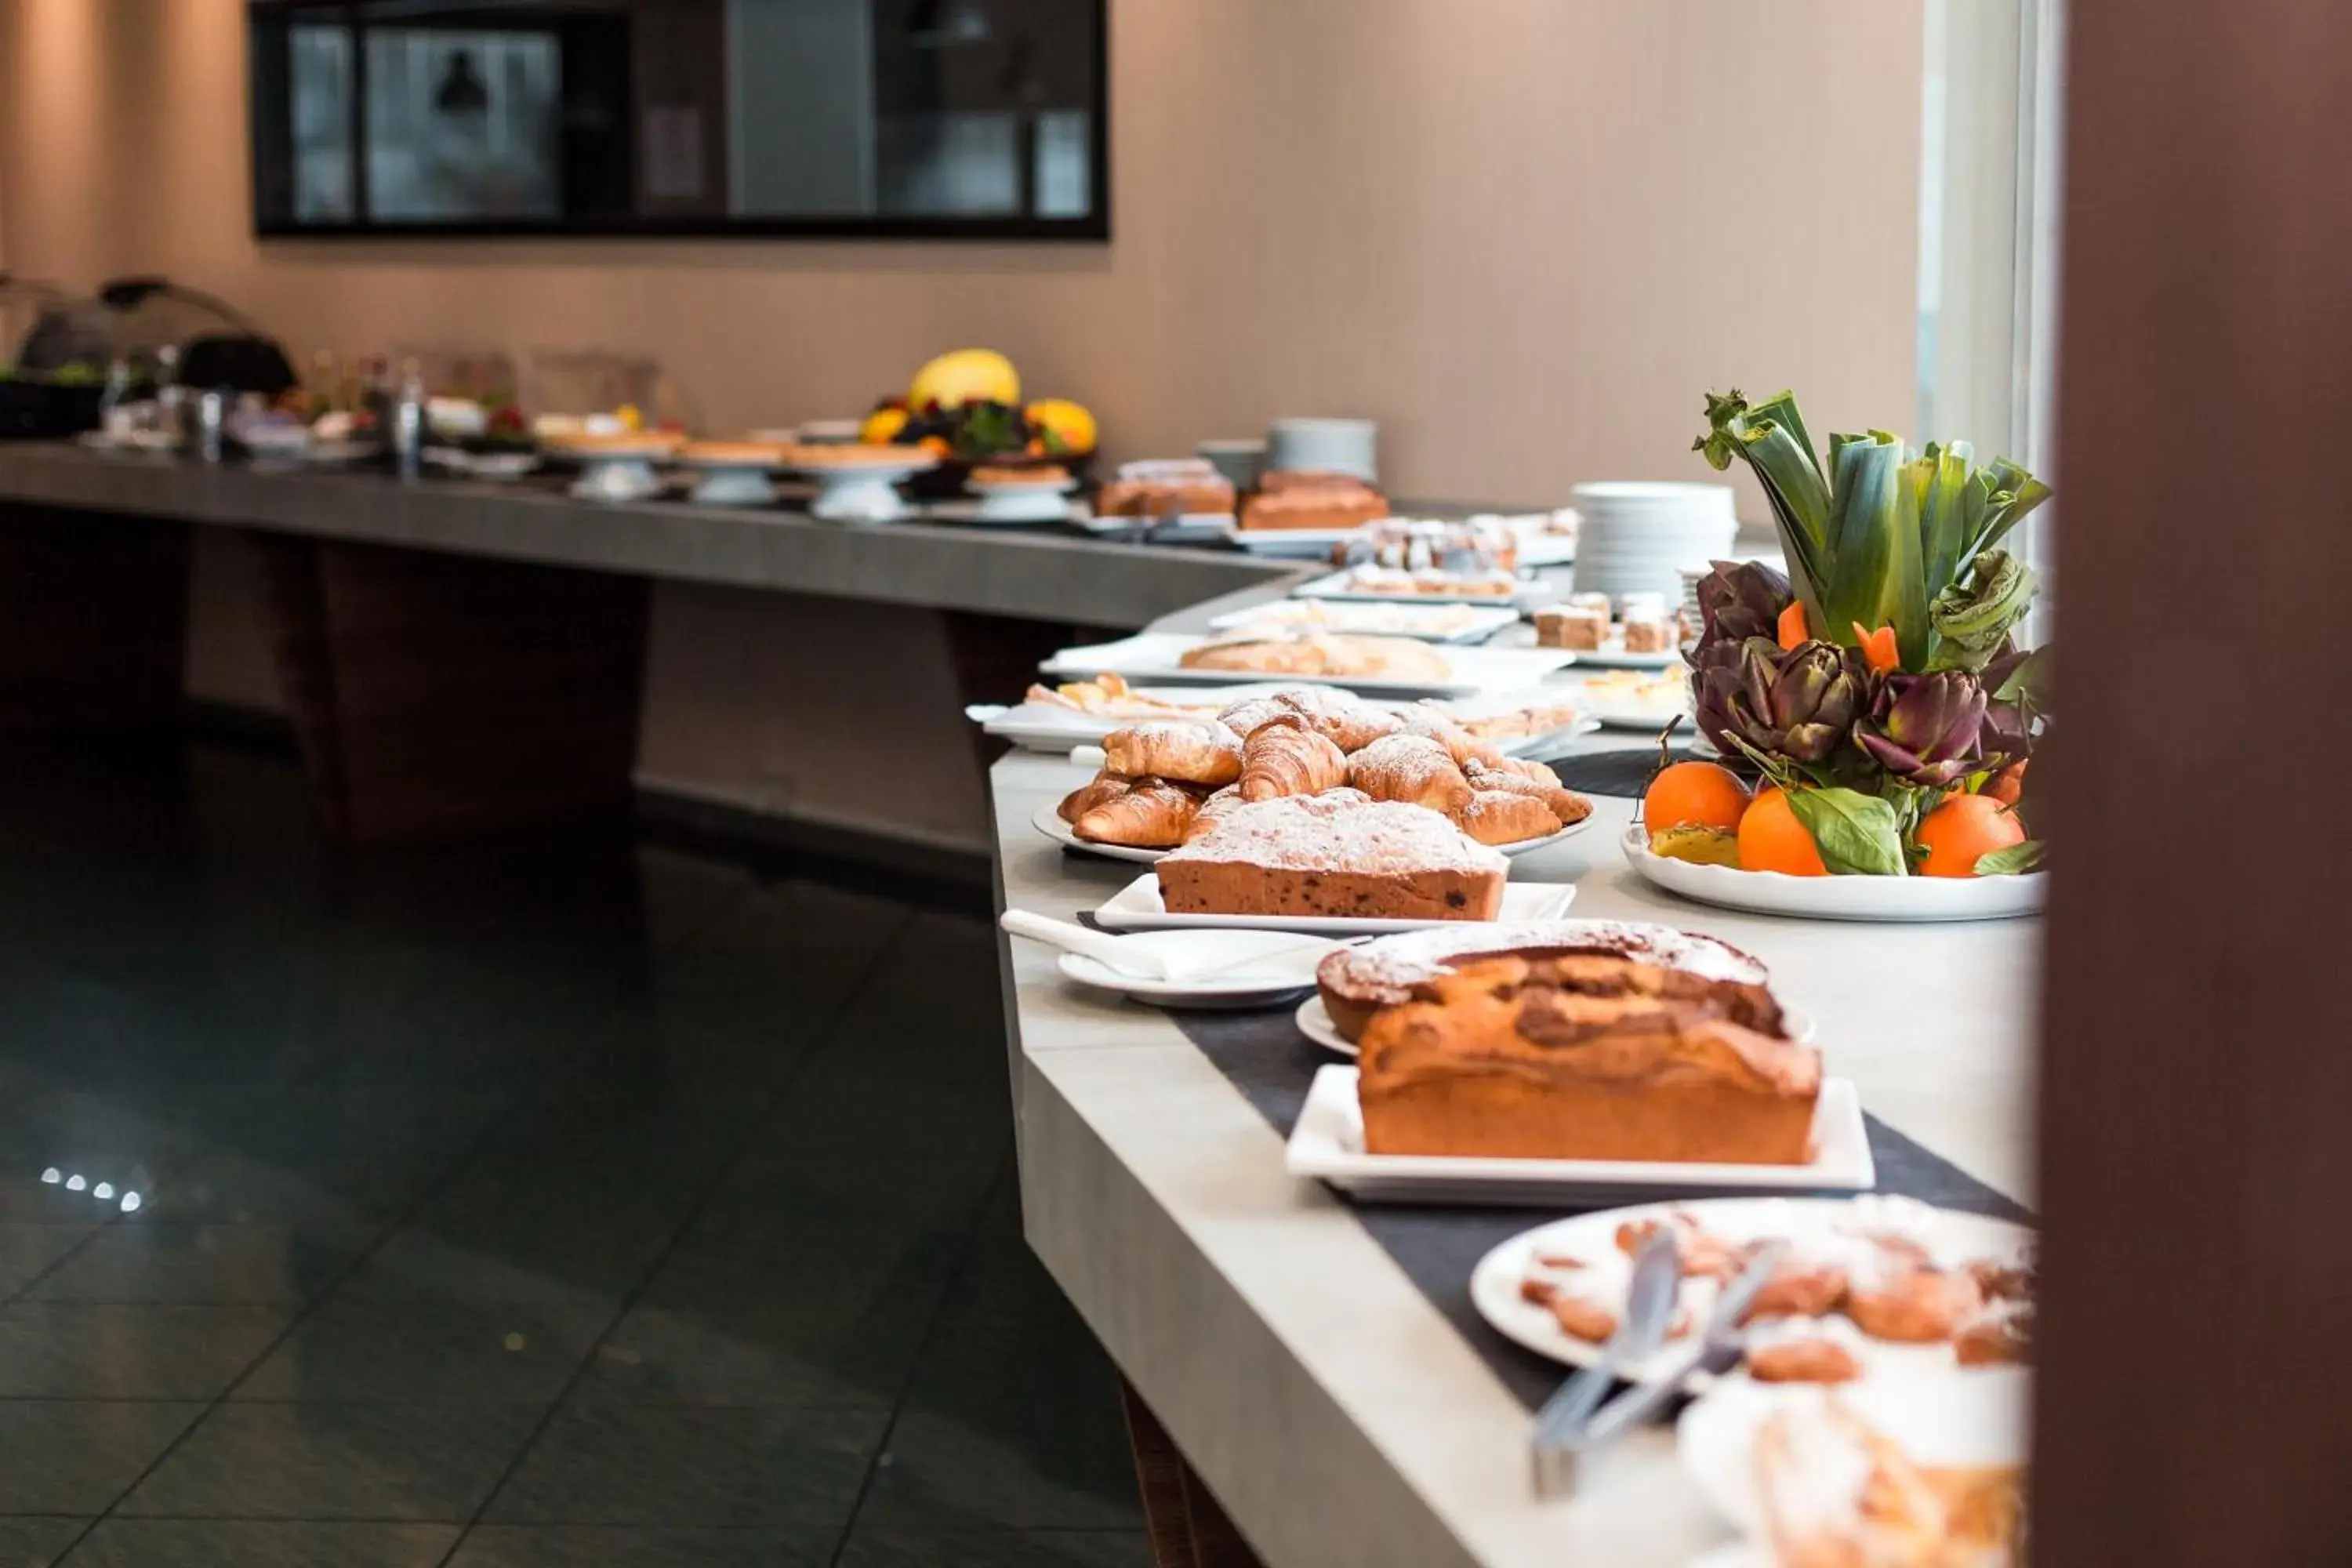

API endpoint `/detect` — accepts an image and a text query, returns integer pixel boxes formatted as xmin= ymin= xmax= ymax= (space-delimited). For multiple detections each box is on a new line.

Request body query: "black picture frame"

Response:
xmin=246 ymin=0 xmax=1112 ymax=242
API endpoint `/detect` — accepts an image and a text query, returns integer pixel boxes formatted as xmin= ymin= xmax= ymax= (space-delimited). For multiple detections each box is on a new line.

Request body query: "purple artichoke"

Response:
xmin=1699 ymin=637 xmax=1867 ymax=764
xmin=1856 ymin=671 xmax=1988 ymax=786
xmin=1693 ymin=559 xmax=1793 ymax=650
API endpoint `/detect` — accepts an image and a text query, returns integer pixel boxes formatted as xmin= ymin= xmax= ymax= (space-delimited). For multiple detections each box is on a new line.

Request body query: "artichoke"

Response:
xmin=1855 ymin=671 xmax=1989 ymax=787
xmin=1700 ymin=637 xmax=1867 ymax=764
xmin=1693 ymin=558 xmax=1792 ymax=650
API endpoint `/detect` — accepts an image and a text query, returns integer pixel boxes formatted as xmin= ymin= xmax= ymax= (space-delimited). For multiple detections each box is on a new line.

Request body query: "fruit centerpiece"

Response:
xmin=1634 ymin=389 xmax=2052 ymax=903
xmin=860 ymin=348 xmax=1097 ymax=497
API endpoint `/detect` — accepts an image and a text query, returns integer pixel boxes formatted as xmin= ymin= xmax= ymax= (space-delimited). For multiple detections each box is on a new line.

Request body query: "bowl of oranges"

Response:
xmin=1624 ymin=760 xmax=2045 ymax=923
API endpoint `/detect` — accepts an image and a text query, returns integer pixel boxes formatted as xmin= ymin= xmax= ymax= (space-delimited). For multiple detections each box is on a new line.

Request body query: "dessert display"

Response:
xmin=1319 ymin=517 xmax=1523 ymax=597
xmin=1022 ymin=674 xmax=1223 ymax=723
xmin=1316 ymin=919 xmax=1770 ymax=1042
xmin=1210 ymin=598 xmax=1511 ymax=642
xmin=1654 ymin=388 xmax=2049 ymax=888
xmin=1533 ymin=590 xmax=1683 ymax=653
xmin=1750 ymin=1401 xmax=2026 ymax=1567
xmin=1238 ymin=470 xmax=1390 ymax=532
xmin=1156 ymin=794 xmax=1508 ymax=921
xmin=780 ymin=441 xmax=937 ymax=470
xmin=1051 ymin=688 xmax=1592 ymax=855
xmin=1511 ymin=1200 xmax=2036 ymax=1378
xmin=1176 ymin=633 xmax=1454 ymax=681
xmin=971 ymin=463 xmax=1070 ymax=488
xmin=1356 ymin=951 xmax=1816 ymax=1163
xmin=857 ymin=349 xmax=1098 ymax=470
xmin=1095 ymin=457 xmax=1236 ymax=519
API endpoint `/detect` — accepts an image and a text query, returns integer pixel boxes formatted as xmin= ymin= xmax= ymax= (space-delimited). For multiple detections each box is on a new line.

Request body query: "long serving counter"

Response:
xmin=988 ymin=668 xmax=2038 ymax=1566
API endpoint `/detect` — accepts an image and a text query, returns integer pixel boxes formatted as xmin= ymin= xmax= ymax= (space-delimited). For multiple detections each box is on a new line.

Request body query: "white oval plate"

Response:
xmin=1032 ymin=801 xmax=1169 ymax=864
xmin=1676 ymin=1368 xmax=2030 ymax=1541
xmin=1293 ymin=993 xmax=1819 ymax=1058
xmin=1588 ymin=702 xmax=1690 ymax=731
xmin=1056 ymin=931 xmax=1332 ymax=1009
xmin=1574 ymin=642 xmax=1684 ymax=670
xmin=1286 ymin=1067 xmax=1873 ymax=1204
xmin=1621 ymin=826 xmax=2047 ymax=923
xmin=1468 ymin=1197 xmax=2034 ymax=1387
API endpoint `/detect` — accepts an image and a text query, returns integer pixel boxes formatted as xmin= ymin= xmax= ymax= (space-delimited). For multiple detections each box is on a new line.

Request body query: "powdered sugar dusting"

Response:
xmin=1327 ymin=918 xmax=1769 ymax=991
xmin=1161 ymin=795 xmax=1504 ymax=874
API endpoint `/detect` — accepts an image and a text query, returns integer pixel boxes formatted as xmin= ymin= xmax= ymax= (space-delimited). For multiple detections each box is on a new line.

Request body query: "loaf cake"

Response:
xmin=1534 ymin=604 xmax=1609 ymax=651
xmin=1096 ymin=458 xmax=1236 ymax=518
xmin=1355 ymin=952 xmax=1818 ymax=1163
xmin=1239 ymin=471 xmax=1389 ymax=532
xmin=1154 ymin=795 xmax=1506 ymax=920
xmin=1316 ymin=919 xmax=1773 ymax=1040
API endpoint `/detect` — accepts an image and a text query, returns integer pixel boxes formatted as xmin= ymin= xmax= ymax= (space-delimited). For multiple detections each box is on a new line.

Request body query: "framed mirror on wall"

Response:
xmin=247 ymin=0 xmax=1109 ymax=240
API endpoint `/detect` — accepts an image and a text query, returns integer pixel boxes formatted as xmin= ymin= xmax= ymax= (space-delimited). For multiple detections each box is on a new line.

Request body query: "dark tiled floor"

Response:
xmin=0 ymin=741 xmax=1148 ymax=1566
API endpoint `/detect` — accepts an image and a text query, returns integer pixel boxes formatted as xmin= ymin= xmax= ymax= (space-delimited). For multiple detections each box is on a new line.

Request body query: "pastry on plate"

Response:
xmin=1058 ymin=772 xmax=1131 ymax=826
xmin=1346 ymin=733 xmax=1475 ymax=815
xmin=1316 ymin=920 xmax=1773 ymax=1043
xmin=1755 ymin=1401 xmax=2024 ymax=1568
xmin=1236 ymin=718 xmax=1350 ymax=802
xmin=1025 ymin=673 xmax=1222 ymax=723
xmin=1096 ymin=458 xmax=1236 ymax=518
xmin=1451 ymin=789 xmax=1563 ymax=846
xmin=1102 ymin=720 xmax=1243 ymax=787
xmin=971 ymin=463 xmax=1069 ymax=487
xmin=1463 ymin=757 xmax=1592 ymax=827
xmin=1217 ymin=686 xmax=1402 ymax=751
xmin=1354 ymin=951 xmax=1820 ymax=1162
xmin=676 ymin=439 xmax=787 ymax=465
xmin=1533 ymin=604 xmax=1610 ymax=651
xmin=1155 ymin=793 xmax=1507 ymax=920
xmin=1071 ymin=778 xmax=1200 ymax=848
xmin=1178 ymin=633 xmax=1453 ymax=682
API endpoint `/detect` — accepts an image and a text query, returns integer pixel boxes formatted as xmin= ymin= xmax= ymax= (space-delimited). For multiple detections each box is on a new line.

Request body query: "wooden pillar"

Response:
xmin=0 ymin=502 xmax=189 ymax=732
xmin=2034 ymin=2 xmax=2352 ymax=1563
xmin=253 ymin=535 xmax=648 ymax=844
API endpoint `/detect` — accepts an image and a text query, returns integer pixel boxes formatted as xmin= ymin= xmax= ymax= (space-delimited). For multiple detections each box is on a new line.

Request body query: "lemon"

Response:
xmin=860 ymin=405 xmax=911 ymax=445
xmin=1024 ymin=397 xmax=1097 ymax=455
xmin=909 ymin=348 xmax=1019 ymax=411
xmin=615 ymin=402 xmax=644 ymax=433
xmin=1647 ymin=825 xmax=1742 ymax=868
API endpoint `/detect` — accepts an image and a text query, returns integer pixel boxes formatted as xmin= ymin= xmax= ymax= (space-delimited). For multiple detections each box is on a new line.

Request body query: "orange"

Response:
xmin=1641 ymin=760 xmax=1751 ymax=834
xmin=1984 ymin=760 xmax=2027 ymax=808
xmin=1914 ymin=791 xmax=2027 ymax=877
xmin=1737 ymin=786 xmax=1829 ymax=877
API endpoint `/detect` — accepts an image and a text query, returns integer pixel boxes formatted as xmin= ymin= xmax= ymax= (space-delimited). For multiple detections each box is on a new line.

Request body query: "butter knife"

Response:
xmin=1570 ymin=1238 xmax=1787 ymax=1455
xmin=1530 ymin=1226 xmax=1681 ymax=1496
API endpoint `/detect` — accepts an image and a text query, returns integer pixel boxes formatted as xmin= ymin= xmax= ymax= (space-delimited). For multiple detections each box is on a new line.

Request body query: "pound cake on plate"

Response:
xmin=1355 ymin=946 xmax=1817 ymax=1163
xmin=1154 ymin=794 xmax=1506 ymax=921
xmin=1316 ymin=919 xmax=1772 ymax=1041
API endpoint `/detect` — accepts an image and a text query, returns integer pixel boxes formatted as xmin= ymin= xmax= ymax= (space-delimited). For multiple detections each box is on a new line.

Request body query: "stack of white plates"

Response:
xmin=1570 ymin=482 xmax=1738 ymax=601
xmin=1266 ymin=418 xmax=1377 ymax=481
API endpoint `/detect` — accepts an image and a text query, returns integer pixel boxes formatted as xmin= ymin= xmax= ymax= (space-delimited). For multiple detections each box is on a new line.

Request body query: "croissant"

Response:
xmin=1346 ymin=733 xmax=1474 ymax=814
xmin=1452 ymin=789 xmax=1563 ymax=845
xmin=1273 ymin=688 xmax=1401 ymax=752
xmin=1465 ymin=757 xmax=1593 ymax=826
xmin=1102 ymin=720 xmax=1243 ymax=786
xmin=1237 ymin=718 xmax=1349 ymax=802
xmin=1184 ymin=784 xmax=1246 ymax=844
xmin=1058 ymin=771 xmax=1130 ymax=824
xmin=1073 ymin=779 xmax=1200 ymax=848
xmin=1392 ymin=705 xmax=1508 ymax=769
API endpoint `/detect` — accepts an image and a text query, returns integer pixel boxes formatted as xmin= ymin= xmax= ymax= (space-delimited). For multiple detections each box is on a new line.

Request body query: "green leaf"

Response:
xmin=1784 ymin=787 xmax=1911 ymax=877
xmin=1973 ymin=840 xmax=2046 ymax=875
xmin=1992 ymin=647 xmax=2052 ymax=705
xmin=1822 ymin=432 xmax=1904 ymax=650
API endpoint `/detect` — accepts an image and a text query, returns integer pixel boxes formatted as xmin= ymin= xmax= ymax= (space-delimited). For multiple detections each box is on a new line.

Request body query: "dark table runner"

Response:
xmin=1164 ymin=1005 xmax=2033 ymax=1410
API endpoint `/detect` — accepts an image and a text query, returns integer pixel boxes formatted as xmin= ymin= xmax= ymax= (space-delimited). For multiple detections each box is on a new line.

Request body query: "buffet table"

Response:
xmin=988 ymin=691 xmax=2038 ymax=1567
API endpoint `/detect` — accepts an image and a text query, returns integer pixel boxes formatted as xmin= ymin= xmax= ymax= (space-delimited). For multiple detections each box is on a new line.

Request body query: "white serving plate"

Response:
xmin=1573 ymin=640 xmax=1685 ymax=670
xmin=1676 ymin=1369 xmax=2030 ymax=1541
xmin=1074 ymin=510 xmax=1236 ymax=543
xmin=1208 ymin=600 xmax=1523 ymax=645
xmin=1292 ymin=993 xmax=1819 ymax=1058
xmin=1095 ymin=874 xmax=1575 ymax=935
xmin=1468 ymin=1197 xmax=2034 ymax=1387
xmin=927 ymin=497 xmax=1089 ymax=527
xmin=1621 ymin=826 xmax=2047 ymax=923
xmin=1054 ymin=931 xmax=1334 ymax=1010
xmin=1223 ymin=528 xmax=1576 ymax=568
xmin=1040 ymin=633 xmax=1576 ymax=699
xmin=1288 ymin=569 xmax=1556 ymax=609
xmin=1287 ymin=1067 xmax=1872 ymax=1204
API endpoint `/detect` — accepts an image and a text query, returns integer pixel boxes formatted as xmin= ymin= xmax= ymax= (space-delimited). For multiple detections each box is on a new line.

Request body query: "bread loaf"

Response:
xmin=1155 ymin=794 xmax=1506 ymax=921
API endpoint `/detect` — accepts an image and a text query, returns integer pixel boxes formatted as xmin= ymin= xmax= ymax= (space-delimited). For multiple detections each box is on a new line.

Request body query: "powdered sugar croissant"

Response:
xmin=1102 ymin=720 xmax=1243 ymax=786
xmin=1237 ymin=718 xmax=1349 ymax=802
xmin=1073 ymin=779 xmax=1200 ymax=848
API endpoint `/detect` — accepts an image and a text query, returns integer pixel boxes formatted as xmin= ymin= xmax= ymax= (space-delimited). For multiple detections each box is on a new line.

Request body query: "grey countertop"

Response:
xmin=989 ymin=684 xmax=2037 ymax=1567
xmin=0 ymin=442 xmax=1301 ymax=629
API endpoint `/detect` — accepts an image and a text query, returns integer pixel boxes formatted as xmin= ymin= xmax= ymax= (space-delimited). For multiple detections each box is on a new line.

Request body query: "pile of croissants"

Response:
xmin=1056 ymin=687 xmax=1594 ymax=850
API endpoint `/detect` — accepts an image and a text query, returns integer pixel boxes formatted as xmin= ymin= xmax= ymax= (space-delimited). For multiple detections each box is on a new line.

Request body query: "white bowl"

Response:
xmin=1621 ymin=825 xmax=2045 ymax=922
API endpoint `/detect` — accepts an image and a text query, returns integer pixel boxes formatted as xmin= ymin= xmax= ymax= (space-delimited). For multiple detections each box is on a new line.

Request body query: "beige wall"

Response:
xmin=0 ymin=0 xmax=1924 ymax=849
